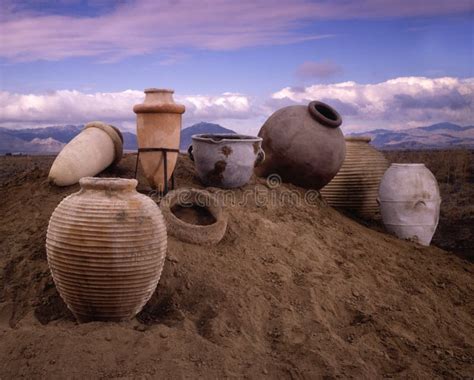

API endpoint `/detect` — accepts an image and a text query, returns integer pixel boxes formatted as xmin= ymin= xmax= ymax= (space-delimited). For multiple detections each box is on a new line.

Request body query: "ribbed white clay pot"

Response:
xmin=133 ymin=88 xmax=185 ymax=191
xmin=321 ymin=137 xmax=389 ymax=219
xmin=48 ymin=121 xmax=123 ymax=186
xmin=378 ymin=164 xmax=441 ymax=246
xmin=46 ymin=177 xmax=167 ymax=322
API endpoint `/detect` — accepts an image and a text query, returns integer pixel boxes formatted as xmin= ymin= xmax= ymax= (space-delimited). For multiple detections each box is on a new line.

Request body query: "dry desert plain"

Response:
xmin=0 ymin=151 xmax=472 ymax=378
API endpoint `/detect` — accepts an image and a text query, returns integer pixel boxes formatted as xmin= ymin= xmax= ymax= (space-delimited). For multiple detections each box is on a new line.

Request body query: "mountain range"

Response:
xmin=349 ymin=122 xmax=474 ymax=150
xmin=179 ymin=122 xmax=236 ymax=150
xmin=0 ymin=122 xmax=235 ymax=154
xmin=0 ymin=122 xmax=472 ymax=154
xmin=0 ymin=125 xmax=138 ymax=154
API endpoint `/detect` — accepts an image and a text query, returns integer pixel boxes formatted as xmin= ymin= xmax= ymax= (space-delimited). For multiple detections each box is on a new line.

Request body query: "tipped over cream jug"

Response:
xmin=133 ymin=88 xmax=185 ymax=191
xmin=48 ymin=121 xmax=123 ymax=186
xmin=378 ymin=164 xmax=441 ymax=246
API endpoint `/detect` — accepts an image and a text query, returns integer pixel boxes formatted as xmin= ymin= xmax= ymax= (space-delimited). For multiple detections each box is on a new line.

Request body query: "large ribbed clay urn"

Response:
xmin=133 ymin=88 xmax=185 ymax=191
xmin=255 ymin=101 xmax=346 ymax=189
xmin=320 ymin=136 xmax=389 ymax=219
xmin=46 ymin=177 xmax=167 ymax=322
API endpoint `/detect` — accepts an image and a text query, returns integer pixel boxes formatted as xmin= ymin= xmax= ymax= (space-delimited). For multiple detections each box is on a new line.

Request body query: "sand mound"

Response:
xmin=0 ymin=155 xmax=473 ymax=378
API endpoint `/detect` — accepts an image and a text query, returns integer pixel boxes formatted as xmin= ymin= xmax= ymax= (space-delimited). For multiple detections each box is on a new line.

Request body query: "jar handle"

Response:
xmin=255 ymin=148 xmax=265 ymax=167
xmin=415 ymin=200 xmax=426 ymax=208
xmin=188 ymin=145 xmax=194 ymax=162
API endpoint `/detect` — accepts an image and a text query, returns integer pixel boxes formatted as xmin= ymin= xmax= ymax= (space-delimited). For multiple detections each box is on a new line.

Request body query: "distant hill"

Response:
xmin=179 ymin=122 xmax=236 ymax=150
xmin=349 ymin=122 xmax=474 ymax=150
xmin=121 ymin=131 xmax=138 ymax=151
xmin=0 ymin=122 xmax=236 ymax=154
xmin=3 ymin=121 xmax=470 ymax=154
xmin=0 ymin=125 xmax=137 ymax=154
xmin=0 ymin=129 xmax=66 ymax=154
xmin=4 ymin=125 xmax=83 ymax=143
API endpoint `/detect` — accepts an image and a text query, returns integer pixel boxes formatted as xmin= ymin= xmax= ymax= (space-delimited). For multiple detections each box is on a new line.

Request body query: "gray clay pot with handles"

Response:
xmin=188 ymin=134 xmax=265 ymax=188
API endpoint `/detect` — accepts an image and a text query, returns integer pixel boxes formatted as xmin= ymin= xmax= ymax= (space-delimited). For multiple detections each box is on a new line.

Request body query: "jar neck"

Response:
xmin=308 ymin=101 xmax=342 ymax=128
xmin=345 ymin=136 xmax=371 ymax=143
xmin=79 ymin=177 xmax=138 ymax=192
xmin=144 ymin=89 xmax=175 ymax=104
xmin=390 ymin=163 xmax=426 ymax=168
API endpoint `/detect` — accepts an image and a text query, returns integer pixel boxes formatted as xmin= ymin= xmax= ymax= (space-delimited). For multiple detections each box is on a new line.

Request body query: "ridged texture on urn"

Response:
xmin=320 ymin=137 xmax=389 ymax=219
xmin=46 ymin=178 xmax=167 ymax=322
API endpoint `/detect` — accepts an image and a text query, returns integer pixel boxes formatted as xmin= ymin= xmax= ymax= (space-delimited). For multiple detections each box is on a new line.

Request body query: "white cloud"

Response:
xmin=271 ymin=77 xmax=474 ymax=132
xmin=0 ymin=89 xmax=256 ymax=131
xmin=185 ymin=93 xmax=254 ymax=120
xmin=1 ymin=77 xmax=472 ymax=134
xmin=0 ymin=90 xmax=143 ymax=128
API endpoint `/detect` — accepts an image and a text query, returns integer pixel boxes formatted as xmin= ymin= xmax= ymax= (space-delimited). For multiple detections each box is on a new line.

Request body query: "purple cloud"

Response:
xmin=1 ymin=0 xmax=472 ymax=62
xmin=296 ymin=61 xmax=342 ymax=79
xmin=392 ymin=91 xmax=471 ymax=110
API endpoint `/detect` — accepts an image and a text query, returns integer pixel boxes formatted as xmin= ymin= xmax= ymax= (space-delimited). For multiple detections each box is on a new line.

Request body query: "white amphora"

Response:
xmin=378 ymin=163 xmax=441 ymax=246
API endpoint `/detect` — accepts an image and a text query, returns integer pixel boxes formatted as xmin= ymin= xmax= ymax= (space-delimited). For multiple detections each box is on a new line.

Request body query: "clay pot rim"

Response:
xmin=84 ymin=121 xmax=123 ymax=164
xmin=79 ymin=177 xmax=138 ymax=191
xmin=308 ymin=101 xmax=342 ymax=128
xmin=192 ymin=133 xmax=262 ymax=144
xmin=133 ymin=102 xmax=185 ymax=114
xmin=390 ymin=163 xmax=426 ymax=167
xmin=162 ymin=188 xmax=224 ymax=227
xmin=144 ymin=88 xmax=174 ymax=93
xmin=160 ymin=188 xmax=228 ymax=245
xmin=345 ymin=136 xmax=372 ymax=143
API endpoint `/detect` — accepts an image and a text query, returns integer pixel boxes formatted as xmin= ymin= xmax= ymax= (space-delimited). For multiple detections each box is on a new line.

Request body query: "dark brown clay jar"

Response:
xmin=255 ymin=101 xmax=346 ymax=189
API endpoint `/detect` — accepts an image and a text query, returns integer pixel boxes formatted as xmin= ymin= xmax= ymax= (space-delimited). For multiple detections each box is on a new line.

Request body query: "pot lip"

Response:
xmin=308 ymin=101 xmax=342 ymax=128
xmin=144 ymin=88 xmax=174 ymax=94
xmin=345 ymin=136 xmax=372 ymax=143
xmin=390 ymin=163 xmax=426 ymax=167
xmin=79 ymin=177 xmax=138 ymax=191
xmin=160 ymin=188 xmax=228 ymax=245
xmin=191 ymin=133 xmax=262 ymax=143
xmin=162 ymin=188 xmax=220 ymax=226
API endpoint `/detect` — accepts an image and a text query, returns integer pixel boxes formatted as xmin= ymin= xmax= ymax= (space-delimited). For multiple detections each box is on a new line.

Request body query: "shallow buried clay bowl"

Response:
xmin=160 ymin=188 xmax=228 ymax=245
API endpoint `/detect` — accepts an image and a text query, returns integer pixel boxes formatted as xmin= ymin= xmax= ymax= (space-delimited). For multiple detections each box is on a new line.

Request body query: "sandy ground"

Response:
xmin=0 ymin=154 xmax=473 ymax=379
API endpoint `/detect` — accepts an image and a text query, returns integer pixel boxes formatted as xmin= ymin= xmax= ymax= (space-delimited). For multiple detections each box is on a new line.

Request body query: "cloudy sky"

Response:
xmin=0 ymin=0 xmax=473 ymax=134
